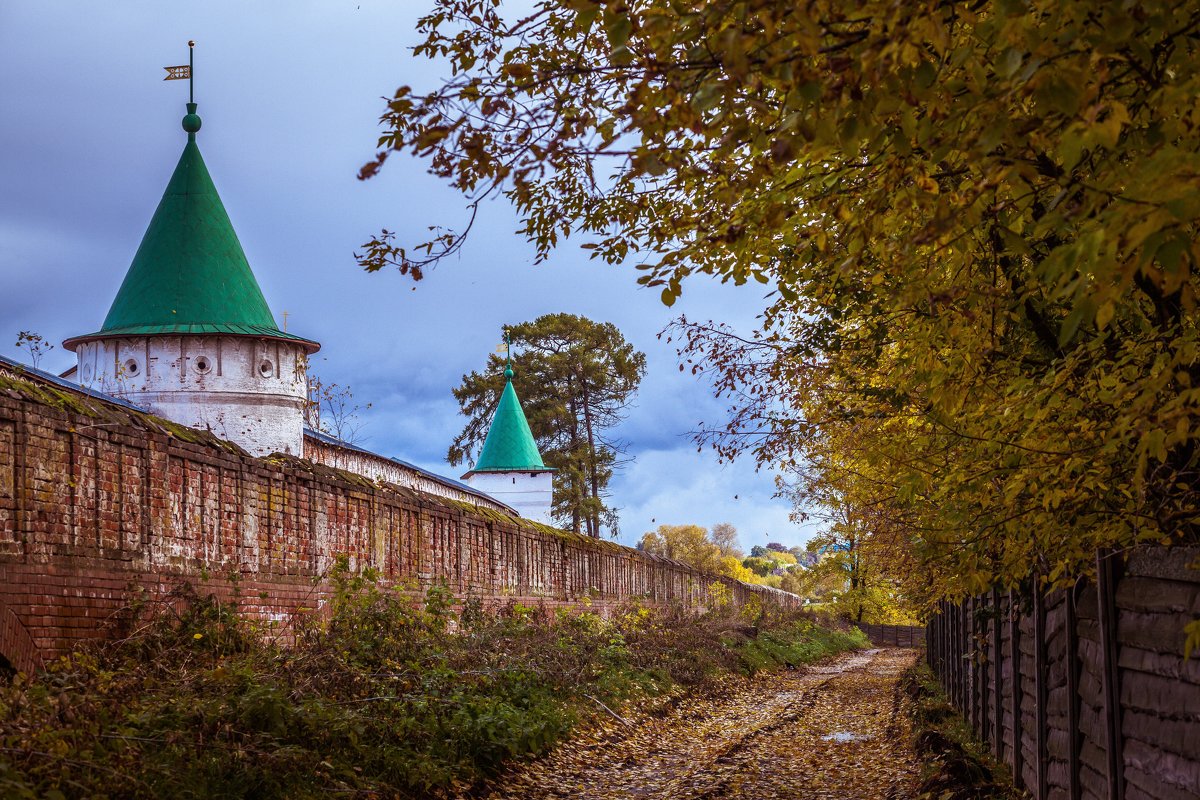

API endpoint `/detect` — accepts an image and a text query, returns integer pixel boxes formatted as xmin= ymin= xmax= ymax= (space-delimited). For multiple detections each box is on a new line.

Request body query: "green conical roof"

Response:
xmin=65 ymin=105 xmax=317 ymax=352
xmin=470 ymin=367 xmax=551 ymax=472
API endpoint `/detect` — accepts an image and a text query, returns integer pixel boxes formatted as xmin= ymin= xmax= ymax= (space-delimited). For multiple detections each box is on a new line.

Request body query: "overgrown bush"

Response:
xmin=906 ymin=665 xmax=1020 ymax=800
xmin=0 ymin=564 xmax=863 ymax=799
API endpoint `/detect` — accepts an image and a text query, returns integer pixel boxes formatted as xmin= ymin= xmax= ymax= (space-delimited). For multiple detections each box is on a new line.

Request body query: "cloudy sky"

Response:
xmin=0 ymin=2 xmax=821 ymax=551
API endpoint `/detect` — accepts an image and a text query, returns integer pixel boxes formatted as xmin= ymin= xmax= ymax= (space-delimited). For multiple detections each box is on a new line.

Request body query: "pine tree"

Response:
xmin=448 ymin=314 xmax=645 ymax=537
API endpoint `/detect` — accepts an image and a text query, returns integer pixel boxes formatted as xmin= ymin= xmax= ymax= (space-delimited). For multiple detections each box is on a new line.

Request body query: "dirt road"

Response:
xmin=475 ymin=647 xmax=922 ymax=800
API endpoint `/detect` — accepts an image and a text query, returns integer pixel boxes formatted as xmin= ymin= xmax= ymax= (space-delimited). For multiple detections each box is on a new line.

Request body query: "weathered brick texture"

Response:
xmin=0 ymin=365 xmax=796 ymax=674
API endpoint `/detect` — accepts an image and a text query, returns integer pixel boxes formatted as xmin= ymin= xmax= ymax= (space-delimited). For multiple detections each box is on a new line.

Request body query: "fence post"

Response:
xmin=938 ymin=602 xmax=946 ymax=680
xmin=947 ymin=603 xmax=955 ymax=699
xmin=992 ymin=586 xmax=1003 ymax=758
xmin=1009 ymin=589 xmax=1024 ymax=790
xmin=974 ymin=595 xmax=983 ymax=738
xmin=939 ymin=600 xmax=947 ymax=688
xmin=960 ymin=599 xmax=969 ymax=714
xmin=1034 ymin=580 xmax=1048 ymax=800
xmin=933 ymin=604 xmax=940 ymax=679
xmin=981 ymin=594 xmax=990 ymax=746
xmin=937 ymin=602 xmax=943 ymax=679
xmin=941 ymin=600 xmax=948 ymax=687
xmin=971 ymin=595 xmax=981 ymax=736
xmin=947 ymin=599 xmax=954 ymax=695
xmin=929 ymin=610 xmax=935 ymax=667
xmin=960 ymin=601 xmax=968 ymax=714
xmin=1096 ymin=549 xmax=1125 ymax=800
xmin=948 ymin=604 xmax=956 ymax=699
xmin=926 ymin=613 xmax=933 ymax=667
xmin=946 ymin=599 xmax=954 ymax=695
xmin=966 ymin=596 xmax=975 ymax=730
xmin=1066 ymin=581 xmax=1081 ymax=800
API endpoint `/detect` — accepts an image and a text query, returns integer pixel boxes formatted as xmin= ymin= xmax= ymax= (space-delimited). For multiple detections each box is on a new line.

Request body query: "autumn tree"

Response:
xmin=709 ymin=522 xmax=743 ymax=559
xmin=448 ymin=314 xmax=645 ymax=537
xmin=744 ymin=546 xmax=795 ymax=567
xmin=741 ymin=557 xmax=773 ymax=578
xmin=360 ymin=1 xmax=1200 ymax=600
xmin=785 ymin=524 xmax=916 ymax=625
xmin=638 ymin=524 xmax=720 ymax=571
xmin=637 ymin=524 xmax=754 ymax=583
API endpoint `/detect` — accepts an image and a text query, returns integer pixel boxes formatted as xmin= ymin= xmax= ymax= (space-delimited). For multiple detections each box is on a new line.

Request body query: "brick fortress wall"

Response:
xmin=0 ymin=364 xmax=797 ymax=674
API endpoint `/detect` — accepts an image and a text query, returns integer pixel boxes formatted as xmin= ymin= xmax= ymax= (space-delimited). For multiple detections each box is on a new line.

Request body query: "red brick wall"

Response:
xmin=0 ymin=367 xmax=796 ymax=673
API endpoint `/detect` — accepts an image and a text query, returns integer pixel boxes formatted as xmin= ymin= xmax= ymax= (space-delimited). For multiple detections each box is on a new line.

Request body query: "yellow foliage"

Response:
xmin=362 ymin=0 xmax=1200 ymax=603
xmin=719 ymin=555 xmax=756 ymax=583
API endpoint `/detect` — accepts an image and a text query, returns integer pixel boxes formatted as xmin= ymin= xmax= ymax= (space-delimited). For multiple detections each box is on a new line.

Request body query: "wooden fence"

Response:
xmin=925 ymin=546 xmax=1200 ymax=800
xmin=857 ymin=622 xmax=926 ymax=648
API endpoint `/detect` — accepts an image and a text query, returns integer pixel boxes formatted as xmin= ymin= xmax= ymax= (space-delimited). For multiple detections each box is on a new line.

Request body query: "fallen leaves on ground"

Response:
xmin=468 ymin=647 xmax=921 ymax=800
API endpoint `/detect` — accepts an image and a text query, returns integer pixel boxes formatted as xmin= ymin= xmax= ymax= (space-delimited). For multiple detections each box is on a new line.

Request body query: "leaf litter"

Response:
xmin=467 ymin=647 xmax=922 ymax=800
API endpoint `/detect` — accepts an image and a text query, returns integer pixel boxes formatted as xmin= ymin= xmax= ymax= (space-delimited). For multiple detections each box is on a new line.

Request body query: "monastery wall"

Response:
xmin=303 ymin=432 xmax=511 ymax=512
xmin=0 ymin=364 xmax=797 ymax=674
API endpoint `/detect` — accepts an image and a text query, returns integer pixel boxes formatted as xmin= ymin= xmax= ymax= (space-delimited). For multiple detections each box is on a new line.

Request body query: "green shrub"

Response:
xmin=736 ymin=619 xmax=869 ymax=673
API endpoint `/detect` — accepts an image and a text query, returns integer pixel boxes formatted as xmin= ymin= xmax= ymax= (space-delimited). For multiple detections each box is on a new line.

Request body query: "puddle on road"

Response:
xmin=820 ymin=731 xmax=872 ymax=743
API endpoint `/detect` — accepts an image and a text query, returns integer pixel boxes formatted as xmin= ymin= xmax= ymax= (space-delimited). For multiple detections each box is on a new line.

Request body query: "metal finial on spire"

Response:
xmin=165 ymin=41 xmax=201 ymax=138
xmin=503 ymin=330 xmax=514 ymax=380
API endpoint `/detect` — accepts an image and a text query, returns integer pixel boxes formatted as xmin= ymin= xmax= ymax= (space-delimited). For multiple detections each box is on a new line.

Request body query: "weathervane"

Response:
xmin=165 ymin=41 xmax=202 ymax=140
xmin=163 ymin=40 xmax=196 ymax=103
xmin=496 ymin=329 xmax=514 ymax=379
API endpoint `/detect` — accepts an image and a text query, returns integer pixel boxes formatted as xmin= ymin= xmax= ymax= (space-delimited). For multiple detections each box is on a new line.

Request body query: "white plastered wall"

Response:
xmin=464 ymin=471 xmax=555 ymax=524
xmin=72 ymin=335 xmax=308 ymax=457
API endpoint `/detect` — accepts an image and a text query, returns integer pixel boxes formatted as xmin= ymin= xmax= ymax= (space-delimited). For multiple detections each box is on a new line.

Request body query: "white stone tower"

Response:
xmin=461 ymin=356 xmax=555 ymax=523
xmin=63 ymin=60 xmax=319 ymax=457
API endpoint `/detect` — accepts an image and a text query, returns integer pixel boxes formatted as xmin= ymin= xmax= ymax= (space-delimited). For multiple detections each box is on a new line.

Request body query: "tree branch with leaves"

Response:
xmin=362 ymin=0 xmax=1200 ymax=599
